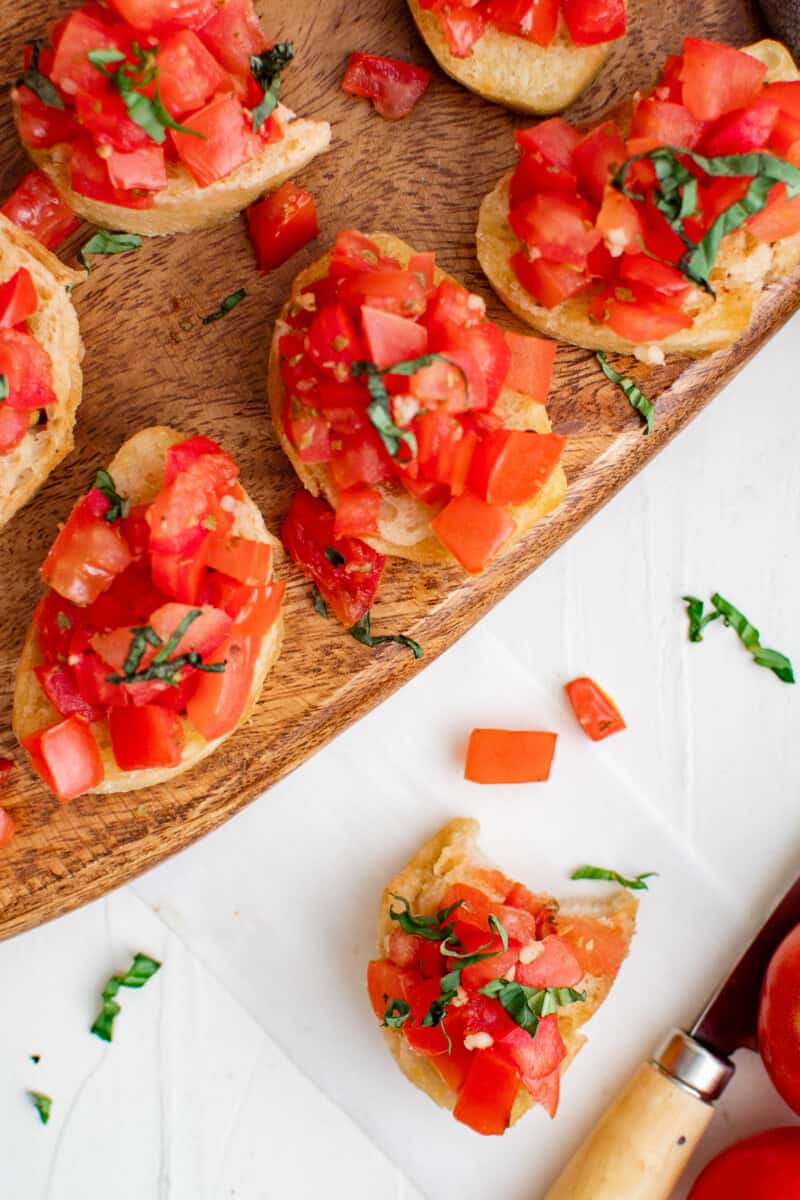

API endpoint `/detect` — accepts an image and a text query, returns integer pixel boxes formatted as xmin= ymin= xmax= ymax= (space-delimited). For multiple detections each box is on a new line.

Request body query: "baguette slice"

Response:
xmin=375 ymin=818 xmax=637 ymax=1125
xmin=268 ymin=232 xmax=567 ymax=564
xmin=14 ymin=100 xmax=331 ymax=237
xmin=477 ymin=39 xmax=800 ymax=361
xmin=407 ymin=2 xmax=622 ymax=114
xmin=0 ymin=212 xmax=83 ymax=530
xmin=13 ymin=426 xmax=283 ymax=794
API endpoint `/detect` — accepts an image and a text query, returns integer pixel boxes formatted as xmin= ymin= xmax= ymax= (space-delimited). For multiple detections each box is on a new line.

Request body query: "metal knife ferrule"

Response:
xmin=652 ymin=1030 xmax=735 ymax=1102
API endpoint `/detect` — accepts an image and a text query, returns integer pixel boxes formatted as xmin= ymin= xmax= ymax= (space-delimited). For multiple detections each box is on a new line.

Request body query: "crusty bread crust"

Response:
xmin=0 ymin=213 xmax=84 ymax=531
xmin=476 ymin=39 xmax=800 ymax=361
xmin=407 ymin=3 xmax=619 ymax=114
xmin=268 ymin=232 xmax=567 ymax=564
xmin=14 ymin=101 xmax=331 ymax=237
xmin=375 ymin=818 xmax=637 ymax=1125
xmin=13 ymin=426 xmax=284 ymax=794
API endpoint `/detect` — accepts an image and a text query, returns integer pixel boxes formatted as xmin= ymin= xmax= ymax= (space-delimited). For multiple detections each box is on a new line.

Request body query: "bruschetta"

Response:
xmin=269 ymin=230 xmax=567 ymax=576
xmin=367 ymin=818 xmax=637 ymax=1134
xmin=12 ymin=0 xmax=331 ymax=236
xmin=13 ymin=427 xmax=284 ymax=800
xmin=407 ymin=0 xmax=626 ymax=114
xmin=477 ymin=38 xmax=800 ymax=362
xmin=0 ymin=212 xmax=83 ymax=530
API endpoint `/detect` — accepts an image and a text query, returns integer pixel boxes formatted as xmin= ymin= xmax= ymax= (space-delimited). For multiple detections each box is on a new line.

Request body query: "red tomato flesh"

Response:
xmin=22 ymin=715 xmax=104 ymax=802
xmin=185 ymin=634 xmax=256 ymax=740
xmin=171 ymin=95 xmax=259 ymax=187
xmin=42 ymin=496 xmax=133 ymax=606
xmin=0 ymin=268 xmax=38 ymax=329
xmin=207 ymin=535 xmax=272 ymax=586
xmin=515 ymin=935 xmax=583 ymax=987
xmin=680 ymin=37 xmax=767 ymax=122
xmin=688 ymin=1128 xmax=800 ymax=1200
xmin=565 ymin=675 xmax=626 ymax=740
xmin=431 ymin=491 xmax=516 ymax=573
xmin=452 ymin=1051 xmax=519 ymax=1136
xmin=503 ymin=330 xmax=555 ymax=402
xmin=464 ymin=728 xmax=558 ymax=783
xmin=342 ymin=52 xmax=432 ymax=121
xmin=758 ymin=925 xmax=800 ymax=1116
xmin=109 ymin=704 xmax=184 ymax=770
xmin=246 ymin=182 xmax=319 ymax=273
xmin=468 ymin=429 xmax=565 ymax=506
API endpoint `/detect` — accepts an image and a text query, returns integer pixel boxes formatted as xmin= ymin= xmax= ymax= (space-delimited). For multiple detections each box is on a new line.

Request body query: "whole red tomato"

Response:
xmin=758 ymin=923 xmax=800 ymax=1113
xmin=688 ymin=1127 xmax=800 ymax=1199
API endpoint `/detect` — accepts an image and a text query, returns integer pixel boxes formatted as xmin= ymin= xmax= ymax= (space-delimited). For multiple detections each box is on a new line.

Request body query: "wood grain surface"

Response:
xmin=0 ymin=0 xmax=794 ymax=940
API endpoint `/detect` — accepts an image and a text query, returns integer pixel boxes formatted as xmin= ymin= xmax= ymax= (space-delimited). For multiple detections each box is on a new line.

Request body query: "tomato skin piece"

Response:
xmin=589 ymin=285 xmax=692 ymax=343
xmin=0 ymin=268 xmax=38 ymax=329
xmin=246 ymin=182 xmax=319 ymax=273
xmin=522 ymin=1066 xmax=560 ymax=1116
xmin=465 ymin=728 xmax=558 ymax=783
xmin=366 ymin=959 xmax=408 ymax=1022
xmin=70 ymin=135 xmax=156 ymax=209
xmin=564 ymin=675 xmax=626 ymax=741
xmin=515 ymin=935 xmax=583 ymax=987
xmin=503 ymin=330 xmax=555 ymax=402
xmin=22 ymin=715 xmax=104 ymax=801
xmin=500 ymin=1014 xmax=566 ymax=1080
xmin=185 ymin=634 xmax=256 ymax=741
xmin=431 ymin=490 xmax=515 ymax=573
xmin=42 ymin=496 xmax=133 ymax=606
xmin=0 ymin=806 xmax=15 ymax=848
xmin=438 ymin=7 xmax=486 ymax=58
xmin=51 ymin=10 xmax=128 ymax=96
xmin=485 ymin=0 xmax=558 ymax=47
xmin=758 ymin=925 xmax=800 ymax=1116
xmin=109 ymin=704 xmax=184 ymax=770
xmin=680 ymin=37 xmax=767 ymax=122
xmin=452 ymin=1051 xmax=519 ymax=1136
xmin=687 ymin=1128 xmax=800 ymax=1200
xmin=629 ymin=98 xmax=706 ymax=152
xmin=468 ymin=429 xmax=565 ymax=507
xmin=701 ymin=98 xmax=780 ymax=156
xmin=342 ymin=52 xmax=432 ymax=121
xmin=561 ymin=0 xmax=625 ymax=46
xmin=171 ymin=95 xmax=259 ymax=187
xmin=106 ymin=144 xmax=168 ymax=193
xmin=509 ymin=192 xmax=601 ymax=268
xmin=204 ymin=576 xmax=284 ymax=638
xmin=74 ymin=89 xmax=151 ymax=153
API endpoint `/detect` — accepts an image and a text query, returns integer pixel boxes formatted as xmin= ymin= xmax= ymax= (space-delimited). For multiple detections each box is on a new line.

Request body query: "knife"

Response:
xmin=542 ymin=873 xmax=800 ymax=1200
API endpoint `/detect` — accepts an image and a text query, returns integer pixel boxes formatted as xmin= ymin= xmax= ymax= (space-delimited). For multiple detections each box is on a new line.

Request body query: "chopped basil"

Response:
xmin=683 ymin=593 xmax=795 ymax=683
xmin=352 ymin=354 xmax=467 ymax=459
xmin=311 ymin=584 xmax=329 ymax=619
xmin=201 ymin=289 xmax=247 ymax=325
xmin=0 ymin=374 xmax=7 ymax=405
xmin=88 ymin=43 xmax=204 ymax=145
xmin=107 ymin=610 xmax=226 ymax=687
xmin=421 ymin=968 xmax=463 ymax=1028
xmin=250 ymin=42 xmax=294 ymax=132
xmin=596 ymin=352 xmax=654 ymax=434
xmin=94 ymin=468 xmax=129 ymax=523
xmin=479 ymin=979 xmax=585 ymax=1037
xmin=388 ymin=893 xmax=464 ymax=942
xmin=382 ymin=998 xmax=411 ymax=1029
xmin=349 ymin=611 xmax=422 ymax=659
xmin=324 ymin=546 xmax=345 ymax=567
xmin=18 ymin=42 xmax=64 ymax=109
xmin=613 ymin=147 xmax=800 ymax=293
xmin=78 ymin=230 xmax=142 ymax=271
xmin=440 ymin=915 xmax=509 ymax=966
xmin=571 ymin=865 xmax=657 ymax=890
xmin=90 ymin=953 xmax=161 ymax=1042
xmin=27 ymin=1091 xmax=52 ymax=1125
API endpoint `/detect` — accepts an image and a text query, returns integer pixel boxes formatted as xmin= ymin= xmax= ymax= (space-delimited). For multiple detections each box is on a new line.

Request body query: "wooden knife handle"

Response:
xmin=543 ymin=1061 xmax=714 ymax=1200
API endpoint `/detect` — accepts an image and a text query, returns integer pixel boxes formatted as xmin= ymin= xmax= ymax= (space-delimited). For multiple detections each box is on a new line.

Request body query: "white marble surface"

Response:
xmin=2 ymin=314 xmax=799 ymax=1199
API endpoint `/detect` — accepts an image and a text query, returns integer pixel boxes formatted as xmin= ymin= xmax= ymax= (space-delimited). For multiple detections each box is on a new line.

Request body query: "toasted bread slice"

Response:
xmin=477 ymin=40 xmax=800 ymax=361
xmin=14 ymin=101 xmax=331 ymax=237
xmin=13 ymin=426 xmax=283 ymax=794
xmin=375 ymin=818 xmax=637 ymax=1124
xmin=268 ymin=232 xmax=567 ymax=564
xmin=407 ymin=3 xmax=620 ymax=114
xmin=0 ymin=213 xmax=84 ymax=530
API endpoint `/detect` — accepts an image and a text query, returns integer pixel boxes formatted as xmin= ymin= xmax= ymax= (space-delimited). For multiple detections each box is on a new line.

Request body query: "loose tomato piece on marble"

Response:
xmin=564 ymin=675 xmax=626 ymax=740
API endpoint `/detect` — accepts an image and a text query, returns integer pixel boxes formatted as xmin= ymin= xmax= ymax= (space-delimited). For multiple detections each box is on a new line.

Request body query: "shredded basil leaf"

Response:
xmin=421 ymin=968 xmax=462 ymax=1028
xmin=311 ymin=584 xmax=329 ymax=619
xmin=201 ymin=289 xmax=247 ymax=325
xmin=88 ymin=43 xmax=203 ymax=145
xmin=78 ymin=230 xmax=142 ymax=271
xmin=90 ymin=953 xmax=161 ymax=1041
xmin=27 ymin=1091 xmax=52 ymax=1125
xmin=349 ymin=611 xmax=422 ymax=659
xmin=596 ymin=352 xmax=654 ymax=434
xmin=351 ymin=354 xmax=467 ymax=459
xmin=683 ymin=593 xmax=794 ymax=683
xmin=382 ymin=998 xmax=411 ymax=1029
xmin=0 ymin=374 xmax=7 ymax=406
xmin=250 ymin=42 xmax=294 ymax=131
xmin=388 ymin=893 xmax=464 ymax=942
xmin=324 ymin=545 xmax=345 ymax=566
xmin=18 ymin=42 xmax=64 ymax=109
xmin=571 ymin=865 xmax=657 ymax=890
xmin=107 ymin=610 xmax=226 ymax=687
xmin=94 ymin=468 xmax=129 ymax=523
xmin=479 ymin=980 xmax=585 ymax=1037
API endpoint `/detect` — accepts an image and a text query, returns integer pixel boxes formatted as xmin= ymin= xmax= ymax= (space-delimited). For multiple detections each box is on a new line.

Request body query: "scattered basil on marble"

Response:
xmin=90 ymin=953 xmax=162 ymax=1041
xmin=571 ymin=865 xmax=657 ymax=890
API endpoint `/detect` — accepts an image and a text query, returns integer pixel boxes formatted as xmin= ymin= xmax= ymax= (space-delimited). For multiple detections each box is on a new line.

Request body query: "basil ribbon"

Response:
xmin=571 ymin=865 xmax=657 ymax=890
xmin=250 ymin=43 xmax=294 ymax=132
xmin=596 ymin=352 xmax=654 ymax=434
xmin=90 ymin=953 xmax=161 ymax=1041
xmin=683 ymin=592 xmax=795 ymax=683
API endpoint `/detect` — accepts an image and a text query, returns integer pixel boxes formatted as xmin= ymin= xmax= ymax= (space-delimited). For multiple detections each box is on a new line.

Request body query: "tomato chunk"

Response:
xmin=22 ymin=715 xmax=104 ymax=801
xmin=562 ymin=0 xmax=626 ymax=46
xmin=511 ymin=252 xmax=591 ymax=309
xmin=0 ymin=268 xmax=38 ymax=329
xmin=556 ymin=914 xmax=628 ymax=977
xmin=362 ymin=306 xmax=428 ymax=369
xmin=195 ymin=0 xmax=266 ymax=78
xmin=15 ymin=85 xmax=81 ymax=150
xmin=342 ymin=52 xmax=431 ymax=121
xmin=171 ymin=95 xmax=259 ymax=187
xmin=680 ymin=37 xmax=766 ymax=122
xmin=431 ymin=491 xmax=516 ymax=574
xmin=109 ymin=705 xmax=184 ymax=770
xmin=207 ymin=535 xmax=272 ymax=586
xmin=500 ymin=1015 xmax=566 ymax=1079
xmin=468 ymin=429 xmax=565 ymax=507
xmin=452 ymin=1051 xmax=519 ymax=1136
xmin=156 ymin=29 xmax=227 ymax=117
xmin=564 ymin=675 xmax=626 ymax=741
xmin=503 ymin=331 xmax=555 ymax=402
xmin=185 ymin=634 xmax=256 ymax=740
xmin=246 ymin=182 xmax=319 ymax=273
xmin=523 ymin=1066 xmax=560 ymax=1116
xmin=0 ymin=329 xmax=56 ymax=410
xmin=366 ymin=959 xmax=407 ymax=1022
xmin=333 ymin=486 xmax=381 ymax=537
xmin=42 ymin=496 xmax=133 ymax=606
xmin=1 ymin=171 xmax=79 ymax=250
xmin=515 ymin=935 xmax=584 ymax=987
xmin=464 ymin=729 xmax=557 ymax=783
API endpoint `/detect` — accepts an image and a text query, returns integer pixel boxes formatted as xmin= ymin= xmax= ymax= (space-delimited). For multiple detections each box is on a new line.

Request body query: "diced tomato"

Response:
xmin=329 ymin=427 xmax=394 ymax=490
xmin=207 ymin=535 xmax=272 ymax=586
xmin=163 ymin=435 xmax=230 ymax=485
xmin=42 ymin=495 xmax=133 ymax=606
xmin=515 ymin=935 xmax=584 ymax=987
xmin=1 ymin=171 xmax=79 ymax=250
xmin=333 ymin=486 xmax=381 ymax=537
xmin=156 ymin=29 xmax=227 ymax=117
xmin=461 ymin=948 xmax=520 ymax=990
xmin=408 ymin=252 xmax=435 ymax=289
xmin=505 ymin=882 xmax=555 ymax=934
xmin=629 ymin=98 xmax=706 ymax=152
xmin=22 ymin=715 xmax=104 ymax=801
xmin=510 ymin=192 xmax=601 ymax=267
xmin=109 ymin=704 xmax=184 ymax=770
xmin=464 ymin=728 xmax=558 ymax=783
xmin=573 ymin=121 xmax=628 ymax=206
xmin=415 ymin=411 xmax=476 ymax=494
xmin=408 ymin=354 xmax=473 ymax=413
xmin=0 ymin=329 xmax=56 ymax=410
xmin=281 ymin=489 xmax=385 ymax=626
xmin=151 ymin=541 xmax=210 ymax=604
xmin=522 ymin=1066 xmax=560 ymax=1116
xmin=106 ymin=0 xmax=218 ymax=30
xmin=595 ymin=186 xmax=645 ymax=258
xmin=205 ymin=575 xmax=284 ymax=638
xmin=702 ymin=97 xmax=779 ymax=156
xmin=468 ymin=429 xmax=564 ymax=507
xmin=147 ymin=448 xmax=237 ymax=554
xmin=342 ymin=52 xmax=431 ymax=121
xmin=74 ymin=89 xmax=151 ymax=153
xmin=564 ymin=675 xmax=626 ymax=740
xmin=0 ymin=268 xmax=38 ymax=330
xmin=196 ymin=0 xmax=267 ymax=79
xmin=438 ymin=7 xmax=486 ymax=58
xmin=503 ymin=330 xmax=555 ymax=402
xmin=0 ymin=407 xmax=30 ymax=454
xmin=485 ymin=0 xmax=558 ymax=47
xmin=171 ymin=95 xmax=259 ymax=187
xmin=15 ymin=85 xmax=81 ymax=149
xmin=618 ymin=253 xmax=693 ymax=300
xmin=51 ymin=9 xmax=127 ymax=96
xmin=510 ymin=152 xmax=579 ymax=207
xmin=361 ymin=306 xmax=428 ymax=369
xmin=340 ymin=269 xmax=428 ymax=320
xmin=590 ymin=284 xmax=692 ymax=342
xmin=770 ymin=110 xmax=800 ymax=160
xmin=453 ymin=1051 xmax=519 ymax=1136
xmin=440 ymin=882 xmax=502 ymax=932
xmin=680 ymin=37 xmax=767 ymax=122
xmin=562 ymin=0 xmax=625 ymax=45
xmin=91 ymin=601 xmax=230 ymax=673
xmin=428 ymin=1012 xmax=474 ymax=1093
xmin=246 ymin=182 xmax=319 ymax=273
xmin=511 ymin=252 xmax=591 ymax=309
xmin=367 ymin=959 xmax=408 ymax=1022
xmin=329 ymin=230 xmax=399 ymax=277
xmin=307 ymin=304 xmax=364 ymax=377
xmin=462 ymin=993 xmax=519 ymax=1043
xmin=106 ymin=144 xmax=168 ymax=193
xmin=35 ymin=663 xmax=101 ymax=722
xmin=185 ymin=633 xmax=255 ymax=740
xmin=431 ymin=491 xmax=516 ymax=573
xmin=403 ymin=977 xmax=451 ymax=1055
xmin=515 ymin=117 xmax=581 ymax=166
xmin=500 ymin=1014 xmax=566 ymax=1080
xmin=70 ymin=135 xmax=155 ymax=209
xmin=556 ymin=914 xmax=628 ymax=977
xmin=748 ymin=183 xmax=800 ymax=242
xmin=0 ymin=806 xmax=14 ymax=848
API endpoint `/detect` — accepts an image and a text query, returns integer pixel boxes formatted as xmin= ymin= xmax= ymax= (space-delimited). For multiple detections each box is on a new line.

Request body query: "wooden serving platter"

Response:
xmin=0 ymin=0 xmax=794 ymax=939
